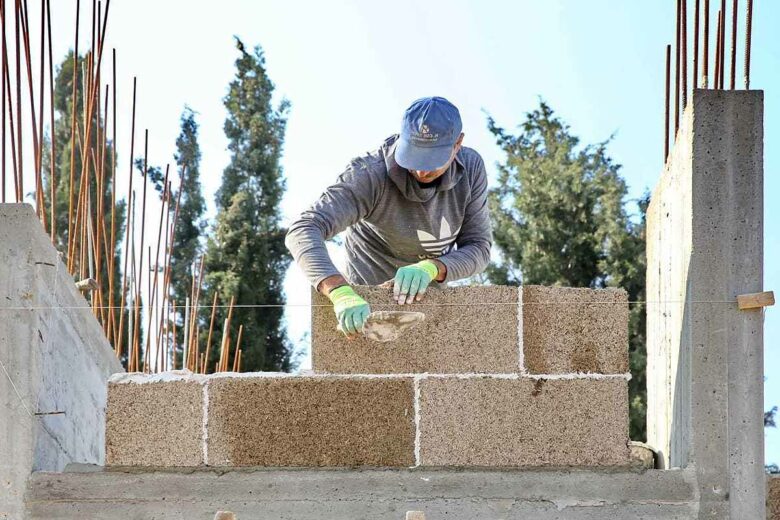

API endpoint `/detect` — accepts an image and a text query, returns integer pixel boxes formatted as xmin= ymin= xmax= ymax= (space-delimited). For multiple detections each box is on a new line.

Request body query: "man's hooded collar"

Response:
xmin=381 ymin=134 xmax=465 ymax=203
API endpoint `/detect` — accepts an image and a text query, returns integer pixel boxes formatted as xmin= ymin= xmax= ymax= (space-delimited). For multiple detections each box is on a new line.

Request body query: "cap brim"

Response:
xmin=394 ymin=138 xmax=453 ymax=171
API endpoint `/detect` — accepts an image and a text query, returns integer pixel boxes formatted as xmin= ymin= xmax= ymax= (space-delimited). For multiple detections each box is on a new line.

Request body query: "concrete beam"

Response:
xmin=25 ymin=466 xmax=698 ymax=519
xmin=0 ymin=204 xmax=123 ymax=519
xmin=646 ymin=90 xmax=765 ymax=518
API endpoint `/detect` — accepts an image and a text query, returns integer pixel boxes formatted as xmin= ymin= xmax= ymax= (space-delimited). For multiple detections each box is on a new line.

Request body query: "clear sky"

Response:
xmin=14 ymin=0 xmax=779 ymax=464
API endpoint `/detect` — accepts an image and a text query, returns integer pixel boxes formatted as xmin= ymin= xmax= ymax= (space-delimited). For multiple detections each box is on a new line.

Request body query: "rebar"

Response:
xmin=115 ymin=77 xmax=136 ymax=360
xmin=46 ymin=0 xmax=54 ymax=243
xmin=665 ymin=44 xmax=671 ymax=161
xmin=35 ymin=0 xmax=45 ymax=230
xmin=714 ymin=10 xmax=722 ymax=89
xmin=744 ymin=0 xmax=752 ymax=88
xmin=693 ymin=0 xmax=700 ymax=89
xmin=131 ymin=129 xmax=150 ymax=371
xmin=675 ymin=0 xmax=681 ymax=131
xmin=682 ymin=0 xmax=687 ymax=108
xmin=107 ymin=48 xmax=117 ymax=341
xmin=14 ymin=0 xmax=22 ymax=202
xmin=719 ymin=0 xmax=726 ymax=88
xmin=66 ymin=0 xmax=80 ymax=267
xmin=205 ymin=292 xmax=218 ymax=374
xmin=703 ymin=0 xmax=709 ymax=87
xmin=142 ymin=166 xmax=170 ymax=373
xmin=730 ymin=0 xmax=737 ymax=89
xmin=0 ymin=0 xmax=5 ymax=202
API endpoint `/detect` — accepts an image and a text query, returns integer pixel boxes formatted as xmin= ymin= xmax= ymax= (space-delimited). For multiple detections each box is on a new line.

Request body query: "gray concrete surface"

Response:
xmin=646 ymin=90 xmax=765 ymax=519
xmin=26 ymin=466 xmax=698 ymax=519
xmin=0 ymin=204 xmax=123 ymax=519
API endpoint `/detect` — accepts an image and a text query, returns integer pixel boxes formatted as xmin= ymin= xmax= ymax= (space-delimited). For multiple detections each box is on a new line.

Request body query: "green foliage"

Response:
xmin=133 ymin=158 xmax=165 ymax=197
xmin=202 ymin=39 xmax=292 ymax=372
xmin=487 ymin=100 xmax=650 ymax=441
xmin=168 ymin=108 xmax=207 ymax=367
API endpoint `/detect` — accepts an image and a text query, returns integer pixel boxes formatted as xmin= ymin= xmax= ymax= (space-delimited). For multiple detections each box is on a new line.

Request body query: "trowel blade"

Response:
xmin=361 ymin=310 xmax=425 ymax=342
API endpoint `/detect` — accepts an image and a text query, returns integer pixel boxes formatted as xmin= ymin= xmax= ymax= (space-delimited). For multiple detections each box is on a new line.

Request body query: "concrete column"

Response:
xmin=647 ymin=90 xmax=765 ymax=518
xmin=0 ymin=204 xmax=123 ymax=519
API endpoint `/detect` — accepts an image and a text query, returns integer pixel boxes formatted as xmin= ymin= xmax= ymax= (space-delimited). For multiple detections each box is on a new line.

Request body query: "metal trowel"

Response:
xmin=338 ymin=310 xmax=426 ymax=342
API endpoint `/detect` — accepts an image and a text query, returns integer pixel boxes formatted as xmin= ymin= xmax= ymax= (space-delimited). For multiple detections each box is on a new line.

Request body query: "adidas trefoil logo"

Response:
xmin=417 ymin=216 xmax=461 ymax=255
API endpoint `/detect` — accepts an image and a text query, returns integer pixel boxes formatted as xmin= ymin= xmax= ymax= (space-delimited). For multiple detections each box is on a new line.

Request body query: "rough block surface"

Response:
xmin=312 ymin=285 xmax=519 ymax=374
xmin=106 ymin=377 xmax=203 ymax=466
xmin=207 ymin=375 xmax=415 ymax=467
xmin=418 ymin=376 xmax=630 ymax=467
xmin=769 ymin=475 xmax=780 ymax=520
xmin=523 ymin=285 xmax=629 ymax=374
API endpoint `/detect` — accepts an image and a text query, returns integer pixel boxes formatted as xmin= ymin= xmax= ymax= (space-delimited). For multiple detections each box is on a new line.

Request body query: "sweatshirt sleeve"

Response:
xmin=437 ymin=156 xmax=493 ymax=281
xmin=285 ymin=158 xmax=384 ymax=290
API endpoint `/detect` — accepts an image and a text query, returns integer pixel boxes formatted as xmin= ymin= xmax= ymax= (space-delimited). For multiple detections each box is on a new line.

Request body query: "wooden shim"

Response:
xmin=406 ymin=512 xmax=426 ymax=520
xmin=736 ymin=290 xmax=775 ymax=310
xmin=214 ymin=512 xmax=236 ymax=520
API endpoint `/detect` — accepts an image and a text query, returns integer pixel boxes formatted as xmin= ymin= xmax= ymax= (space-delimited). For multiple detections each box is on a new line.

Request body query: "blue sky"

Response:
xmin=18 ymin=1 xmax=779 ymax=463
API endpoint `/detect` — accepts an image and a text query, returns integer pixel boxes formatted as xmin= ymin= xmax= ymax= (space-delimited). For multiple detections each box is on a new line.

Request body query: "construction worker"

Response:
xmin=285 ymin=96 xmax=492 ymax=337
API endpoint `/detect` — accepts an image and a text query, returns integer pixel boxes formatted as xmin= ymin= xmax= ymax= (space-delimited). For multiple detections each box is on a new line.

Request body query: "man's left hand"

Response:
xmin=392 ymin=260 xmax=439 ymax=305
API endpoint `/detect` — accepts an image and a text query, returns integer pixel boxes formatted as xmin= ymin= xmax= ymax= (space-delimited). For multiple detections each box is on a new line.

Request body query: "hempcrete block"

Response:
xmin=418 ymin=376 xmax=630 ymax=467
xmin=522 ymin=285 xmax=629 ymax=374
xmin=769 ymin=476 xmax=780 ymax=520
xmin=312 ymin=285 xmax=518 ymax=374
xmin=106 ymin=374 xmax=204 ymax=466
xmin=206 ymin=375 xmax=415 ymax=467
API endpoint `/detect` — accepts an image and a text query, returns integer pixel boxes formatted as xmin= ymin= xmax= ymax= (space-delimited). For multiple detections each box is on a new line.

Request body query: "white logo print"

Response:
xmin=412 ymin=123 xmax=439 ymax=144
xmin=417 ymin=216 xmax=461 ymax=256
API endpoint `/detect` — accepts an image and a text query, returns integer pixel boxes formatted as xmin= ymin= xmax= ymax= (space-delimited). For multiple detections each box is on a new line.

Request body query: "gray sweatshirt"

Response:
xmin=285 ymin=134 xmax=492 ymax=289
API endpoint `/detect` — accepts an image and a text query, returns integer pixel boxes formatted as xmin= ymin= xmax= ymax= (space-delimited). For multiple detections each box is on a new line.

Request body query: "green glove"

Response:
xmin=393 ymin=260 xmax=439 ymax=305
xmin=328 ymin=285 xmax=371 ymax=337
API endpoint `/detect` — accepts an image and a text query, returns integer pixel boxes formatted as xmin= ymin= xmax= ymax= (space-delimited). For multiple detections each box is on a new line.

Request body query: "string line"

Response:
xmin=0 ymin=299 xmax=759 ymax=310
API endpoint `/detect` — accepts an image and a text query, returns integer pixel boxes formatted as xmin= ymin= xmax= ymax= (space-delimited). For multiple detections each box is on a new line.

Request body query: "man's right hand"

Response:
xmin=327 ymin=285 xmax=371 ymax=339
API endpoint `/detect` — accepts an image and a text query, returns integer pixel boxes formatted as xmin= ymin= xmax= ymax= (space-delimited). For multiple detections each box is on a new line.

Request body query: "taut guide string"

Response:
xmin=0 ymin=299 xmax=759 ymax=310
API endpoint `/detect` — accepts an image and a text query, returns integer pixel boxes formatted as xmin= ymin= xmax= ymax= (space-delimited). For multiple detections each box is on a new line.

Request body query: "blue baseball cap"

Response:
xmin=395 ymin=96 xmax=462 ymax=171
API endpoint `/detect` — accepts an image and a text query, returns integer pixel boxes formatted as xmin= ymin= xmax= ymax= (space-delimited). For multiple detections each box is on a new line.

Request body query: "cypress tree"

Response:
xmin=203 ymin=38 xmax=291 ymax=372
xmin=168 ymin=108 xmax=206 ymax=364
